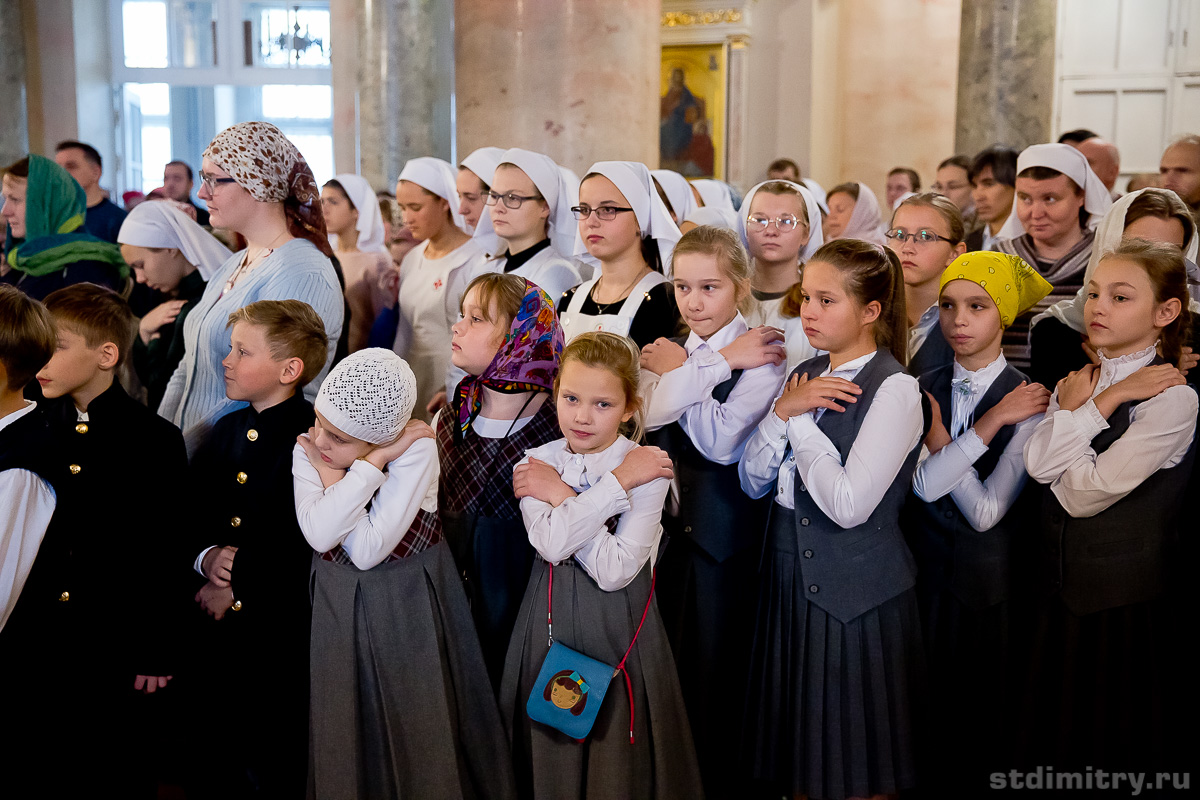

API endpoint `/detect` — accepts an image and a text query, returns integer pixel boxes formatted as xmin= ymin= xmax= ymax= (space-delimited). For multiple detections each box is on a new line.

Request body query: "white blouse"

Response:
xmin=518 ymin=435 xmax=669 ymax=592
xmin=1023 ymin=344 xmax=1197 ymax=518
xmin=641 ymin=312 xmax=786 ymax=465
xmin=738 ymin=350 xmax=923 ymax=527
xmin=0 ymin=402 xmax=56 ymax=633
xmin=483 ymin=245 xmax=583 ymax=302
xmin=912 ymin=355 xmax=1038 ymax=531
xmin=292 ymin=436 xmax=440 ymax=570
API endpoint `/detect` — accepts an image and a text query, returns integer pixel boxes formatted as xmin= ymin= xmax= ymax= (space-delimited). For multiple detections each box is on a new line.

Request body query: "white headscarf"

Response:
xmin=650 ymin=169 xmax=698 ymax=225
xmin=892 ymin=190 xmax=917 ymax=210
xmin=997 ymin=143 xmax=1114 ymax=241
xmin=460 ymin=147 xmax=507 ymax=187
xmin=691 ymin=179 xmax=735 ymax=212
xmin=834 ymin=182 xmax=887 ymax=246
xmin=737 ymin=180 xmax=825 ymax=264
xmin=1036 ymin=188 xmax=1200 ymax=333
xmin=397 ymin=157 xmax=465 ymax=232
xmin=573 ymin=161 xmax=682 ymax=272
xmin=800 ymin=177 xmax=828 ymax=213
xmin=473 ymin=148 xmax=578 ymax=258
xmin=117 ymin=200 xmax=232 ymax=281
xmin=330 ymin=173 xmax=388 ymax=254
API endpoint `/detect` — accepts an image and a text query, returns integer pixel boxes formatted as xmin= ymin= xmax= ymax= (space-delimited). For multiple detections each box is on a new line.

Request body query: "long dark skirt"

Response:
xmin=500 ymin=558 xmax=704 ymax=800
xmin=657 ymin=515 xmax=761 ymax=799
xmin=919 ymin=587 xmax=1011 ymax=796
xmin=1013 ymin=596 xmax=1183 ymax=774
xmin=742 ymin=505 xmax=926 ymax=800
xmin=308 ymin=541 xmax=516 ymax=800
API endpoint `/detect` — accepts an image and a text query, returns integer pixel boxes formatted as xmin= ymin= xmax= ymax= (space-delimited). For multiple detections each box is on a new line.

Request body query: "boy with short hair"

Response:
xmin=186 ymin=298 xmax=328 ymax=798
xmin=21 ymin=282 xmax=188 ymax=794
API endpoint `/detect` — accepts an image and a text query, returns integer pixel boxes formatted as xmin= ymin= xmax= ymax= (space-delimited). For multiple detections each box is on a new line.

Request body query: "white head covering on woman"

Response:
xmin=117 ymin=200 xmax=233 ymax=280
xmin=573 ymin=161 xmax=682 ymax=273
xmin=834 ymin=181 xmax=888 ymax=246
xmin=397 ymin=157 xmax=466 ymax=232
xmin=686 ymin=178 xmax=740 ymax=229
xmin=1035 ymin=188 xmax=1200 ymax=334
xmin=330 ymin=173 xmax=389 ymax=254
xmin=997 ymin=143 xmax=1114 ymax=241
xmin=473 ymin=148 xmax=579 ymax=259
xmin=736 ymin=179 xmax=825 ymax=263
xmin=460 ymin=147 xmax=507 ymax=188
xmin=650 ymin=169 xmax=699 ymax=225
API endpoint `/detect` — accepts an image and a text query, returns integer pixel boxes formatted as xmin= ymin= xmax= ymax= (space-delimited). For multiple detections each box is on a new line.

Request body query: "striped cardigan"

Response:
xmin=158 ymin=238 xmax=343 ymax=453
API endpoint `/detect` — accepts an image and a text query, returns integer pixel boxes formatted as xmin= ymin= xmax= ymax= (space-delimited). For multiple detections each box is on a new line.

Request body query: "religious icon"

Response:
xmin=660 ymin=44 xmax=726 ymax=179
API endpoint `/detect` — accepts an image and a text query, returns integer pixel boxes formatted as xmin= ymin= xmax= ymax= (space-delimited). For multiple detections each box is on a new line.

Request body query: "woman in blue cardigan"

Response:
xmin=158 ymin=122 xmax=344 ymax=452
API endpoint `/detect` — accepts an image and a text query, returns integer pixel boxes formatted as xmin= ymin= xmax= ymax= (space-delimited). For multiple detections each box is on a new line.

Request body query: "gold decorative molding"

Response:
xmin=662 ymin=9 xmax=744 ymax=28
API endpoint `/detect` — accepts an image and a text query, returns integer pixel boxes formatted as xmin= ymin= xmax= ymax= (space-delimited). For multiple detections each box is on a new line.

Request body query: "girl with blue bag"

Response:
xmin=501 ymin=331 xmax=704 ymax=799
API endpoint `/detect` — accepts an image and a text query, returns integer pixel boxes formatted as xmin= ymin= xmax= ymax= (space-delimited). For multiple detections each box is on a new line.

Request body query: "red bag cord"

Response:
xmin=547 ymin=563 xmax=655 ymax=745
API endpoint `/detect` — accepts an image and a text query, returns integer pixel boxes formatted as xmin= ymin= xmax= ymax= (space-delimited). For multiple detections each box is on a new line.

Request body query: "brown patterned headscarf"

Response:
xmin=202 ymin=121 xmax=333 ymax=258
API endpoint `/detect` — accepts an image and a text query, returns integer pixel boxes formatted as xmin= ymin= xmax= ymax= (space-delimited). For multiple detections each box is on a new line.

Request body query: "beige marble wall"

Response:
xmin=20 ymin=0 xmax=80 ymax=157
xmin=0 ymin=0 xmax=29 ymax=165
xmin=811 ymin=0 xmax=963 ymax=208
xmin=455 ymin=0 xmax=661 ymax=175
xmin=956 ymin=0 xmax=1056 ymax=156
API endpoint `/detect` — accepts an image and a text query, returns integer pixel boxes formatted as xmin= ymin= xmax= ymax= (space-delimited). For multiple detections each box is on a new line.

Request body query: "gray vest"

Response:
xmin=788 ymin=350 xmax=925 ymax=623
xmin=1039 ymin=370 xmax=1196 ymax=616
xmin=903 ymin=363 xmax=1028 ymax=611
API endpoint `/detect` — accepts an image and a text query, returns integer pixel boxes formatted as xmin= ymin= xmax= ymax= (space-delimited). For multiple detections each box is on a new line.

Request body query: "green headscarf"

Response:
xmin=4 ymin=154 xmax=128 ymax=279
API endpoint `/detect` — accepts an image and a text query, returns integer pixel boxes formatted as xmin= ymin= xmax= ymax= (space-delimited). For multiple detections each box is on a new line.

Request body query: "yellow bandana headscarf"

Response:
xmin=939 ymin=252 xmax=1053 ymax=328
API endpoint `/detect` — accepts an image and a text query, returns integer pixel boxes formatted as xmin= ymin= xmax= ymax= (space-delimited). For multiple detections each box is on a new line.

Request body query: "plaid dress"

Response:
xmin=437 ymin=398 xmax=561 ymax=688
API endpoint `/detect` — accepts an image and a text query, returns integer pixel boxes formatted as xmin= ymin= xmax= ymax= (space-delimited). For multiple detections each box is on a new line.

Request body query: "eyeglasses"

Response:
xmin=484 ymin=190 xmax=543 ymax=209
xmin=571 ymin=205 xmax=634 ymax=221
xmin=885 ymin=228 xmax=958 ymax=246
xmin=746 ymin=214 xmax=803 ymax=232
xmin=199 ymin=173 xmax=238 ymax=193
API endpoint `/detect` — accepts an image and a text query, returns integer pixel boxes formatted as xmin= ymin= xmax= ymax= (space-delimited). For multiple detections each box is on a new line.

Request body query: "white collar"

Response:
xmin=684 ymin=312 xmax=748 ymax=355
xmin=825 ymin=349 xmax=878 ymax=378
xmin=0 ymin=400 xmax=37 ymax=434
xmin=951 ymin=353 xmax=1008 ymax=398
xmin=1096 ymin=343 xmax=1158 ymax=393
xmin=553 ymin=435 xmax=638 ymax=490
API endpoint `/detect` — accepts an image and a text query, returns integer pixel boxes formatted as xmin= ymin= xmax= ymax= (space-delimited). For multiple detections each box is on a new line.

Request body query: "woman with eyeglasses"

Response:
xmin=392 ymin=156 xmax=488 ymax=421
xmin=471 ymin=148 xmax=582 ymax=301
xmin=738 ymin=179 xmax=824 ymax=371
xmin=886 ymin=193 xmax=968 ymax=376
xmin=558 ymin=162 xmax=682 ymax=347
xmin=158 ymin=121 xmax=343 ymax=453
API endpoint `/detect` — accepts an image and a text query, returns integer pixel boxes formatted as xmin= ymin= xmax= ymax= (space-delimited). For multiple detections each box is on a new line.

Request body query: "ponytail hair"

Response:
xmin=804 ymin=239 xmax=908 ymax=365
xmin=1102 ymin=238 xmax=1191 ymax=365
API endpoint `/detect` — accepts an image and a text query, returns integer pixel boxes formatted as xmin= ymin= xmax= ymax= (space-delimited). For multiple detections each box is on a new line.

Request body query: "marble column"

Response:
xmin=355 ymin=0 xmax=454 ymax=190
xmin=955 ymin=0 xmax=1056 ymax=155
xmin=454 ymin=0 xmax=661 ymax=175
xmin=0 ymin=0 xmax=30 ymax=164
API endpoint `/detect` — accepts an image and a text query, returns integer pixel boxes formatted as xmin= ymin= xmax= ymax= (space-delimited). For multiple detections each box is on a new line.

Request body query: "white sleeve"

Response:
xmin=643 ymin=349 xmax=731 ymax=430
xmin=737 ymin=399 xmax=790 ymax=499
xmin=519 ymin=460 xmax=633 ymax=572
xmin=0 ymin=472 xmax=55 ymax=633
xmin=789 ymin=372 xmax=923 ymax=528
xmin=293 ymin=438 xmax=440 ymax=569
xmin=678 ymin=362 xmax=786 ymax=464
xmin=1025 ymin=386 xmax=1197 ymax=517
xmin=913 ymin=417 xmax=1039 ymax=531
xmin=527 ymin=261 xmax=581 ymax=301
xmin=572 ymin=477 xmax=669 ymax=591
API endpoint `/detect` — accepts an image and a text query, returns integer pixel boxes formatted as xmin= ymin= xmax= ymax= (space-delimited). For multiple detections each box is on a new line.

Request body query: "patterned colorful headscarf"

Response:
xmin=454 ymin=279 xmax=564 ymax=434
xmin=202 ymin=121 xmax=333 ymax=258
xmin=940 ymin=251 xmax=1053 ymax=328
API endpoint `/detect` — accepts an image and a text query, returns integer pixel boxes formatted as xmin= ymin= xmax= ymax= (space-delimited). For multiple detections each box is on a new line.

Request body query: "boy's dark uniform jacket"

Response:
xmin=186 ymin=391 xmax=315 ymax=671
xmin=0 ymin=383 xmax=188 ymax=678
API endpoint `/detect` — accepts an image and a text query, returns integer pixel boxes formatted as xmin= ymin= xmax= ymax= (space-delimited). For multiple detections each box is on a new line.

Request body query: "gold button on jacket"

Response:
xmin=246 ymin=429 xmax=259 ymax=442
xmin=75 ymin=423 xmax=88 ymax=434
xmin=69 ymin=464 xmax=81 ymax=475
xmin=59 ymin=591 xmax=70 ymax=602
xmin=231 ymin=516 xmax=242 ymax=527
xmin=236 ymin=471 xmax=248 ymax=484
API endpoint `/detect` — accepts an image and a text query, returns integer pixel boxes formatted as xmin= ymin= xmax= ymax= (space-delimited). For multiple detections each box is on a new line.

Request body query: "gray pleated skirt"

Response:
xmin=499 ymin=558 xmax=704 ymax=800
xmin=742 ymin=505 xmax=926 ymax=800
xmin=308 ymin=540 xmax=516 ymax=800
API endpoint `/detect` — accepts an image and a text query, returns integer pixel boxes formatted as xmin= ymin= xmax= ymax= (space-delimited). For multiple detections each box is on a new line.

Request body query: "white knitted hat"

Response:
xmin=314 ymin=348 xmax=417 ymax=445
